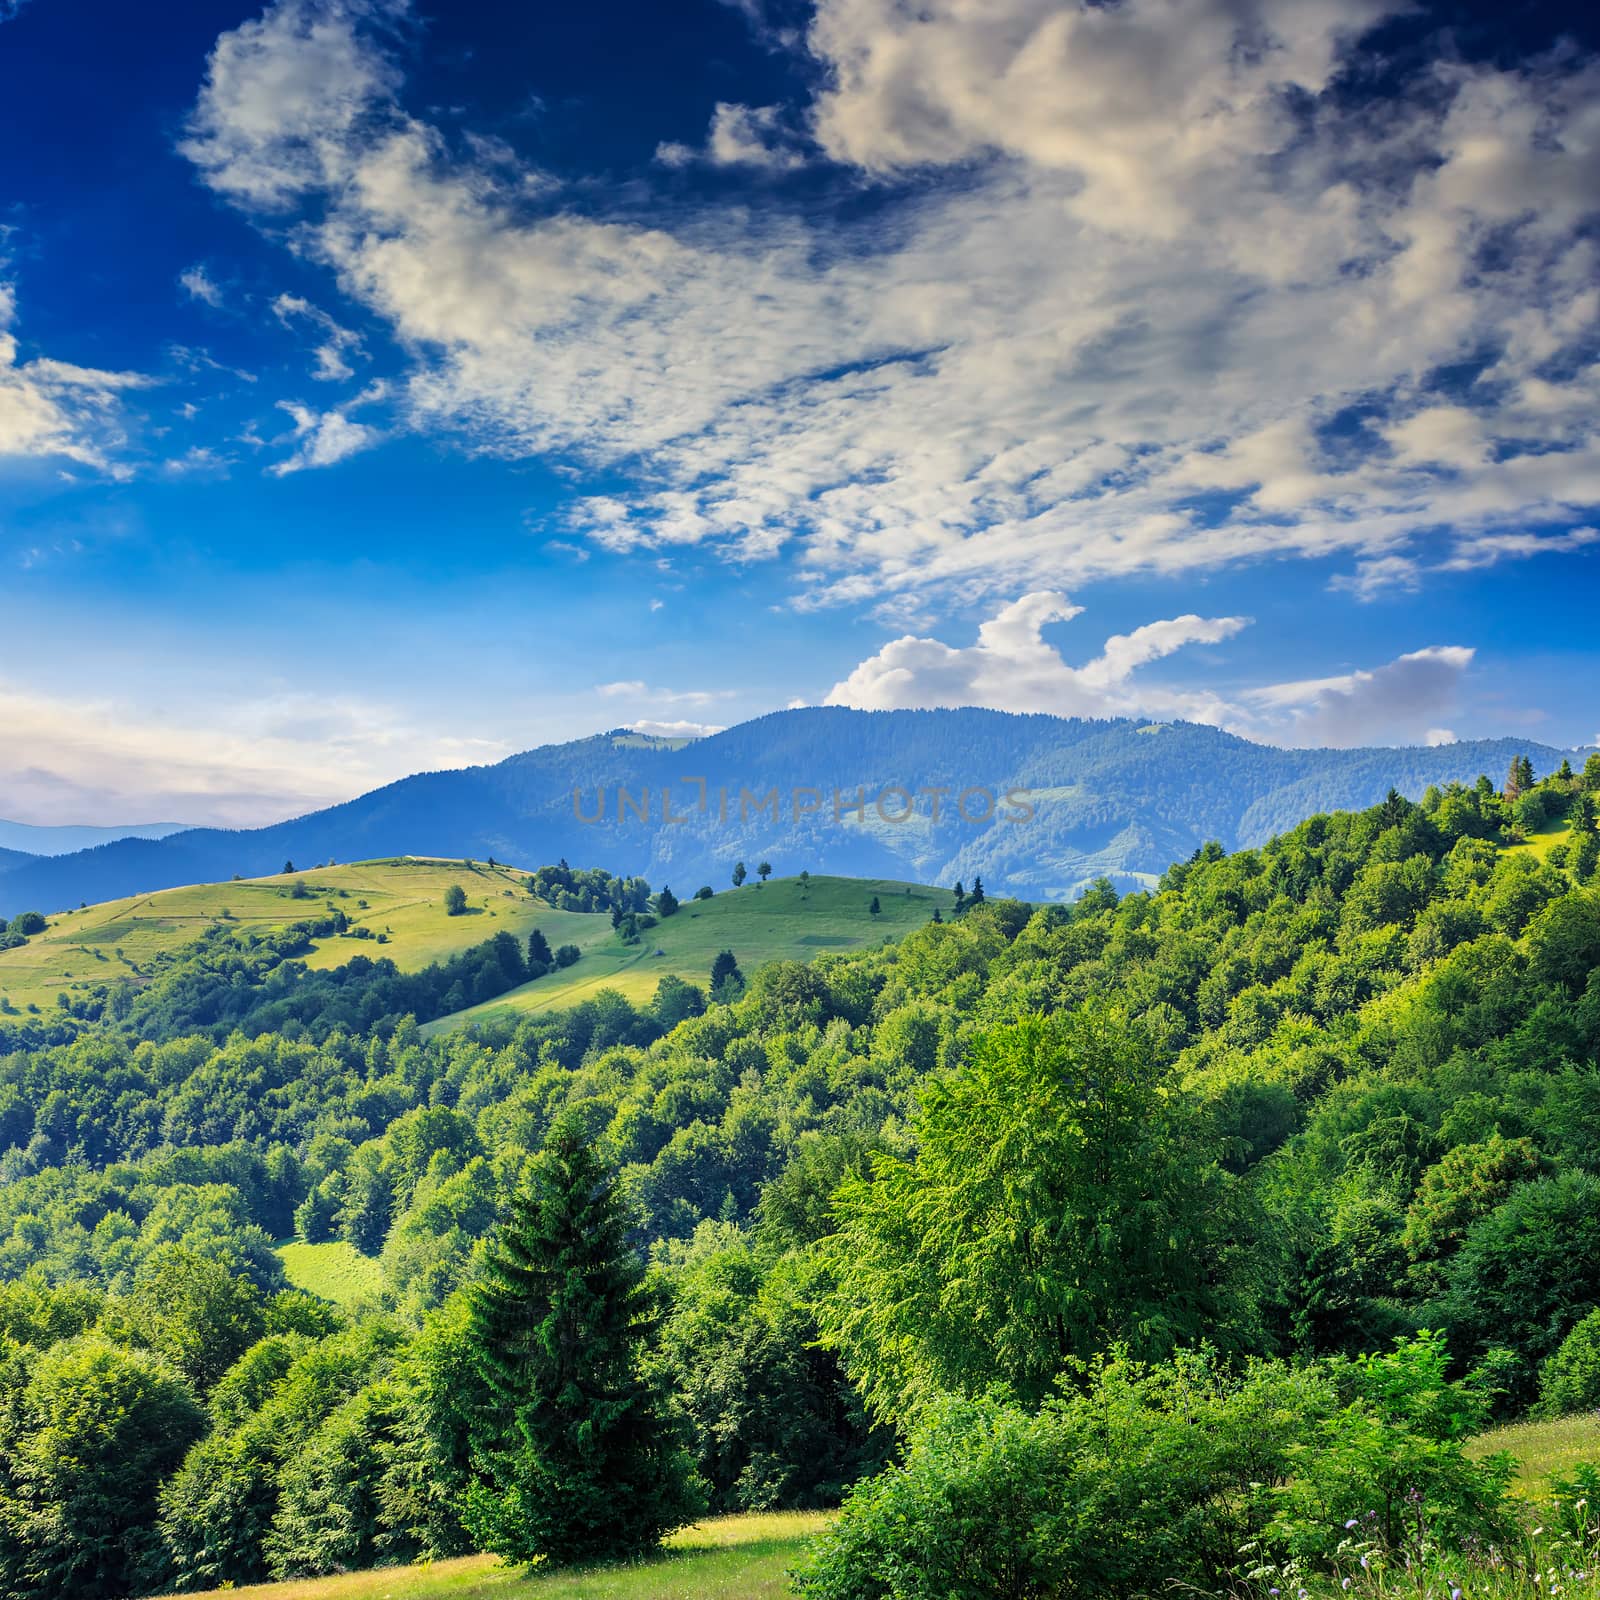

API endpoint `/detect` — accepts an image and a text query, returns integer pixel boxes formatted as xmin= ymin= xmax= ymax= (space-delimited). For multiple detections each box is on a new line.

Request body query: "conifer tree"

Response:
xmin=463 ymin=1118 xmax=700 ymax=1567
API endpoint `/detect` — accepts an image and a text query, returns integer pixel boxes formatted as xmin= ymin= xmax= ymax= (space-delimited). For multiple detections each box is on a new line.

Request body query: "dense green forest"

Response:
xmin=2 ymin=754 xmax=1599 ymax=1598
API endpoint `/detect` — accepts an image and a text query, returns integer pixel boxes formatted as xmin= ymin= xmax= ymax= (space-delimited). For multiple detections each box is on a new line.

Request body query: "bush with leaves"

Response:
xmin=1538 ymin=1308 xmax=1600 ymax=1418
xmin=0 ymin=1336 xmax=205 ymax=1600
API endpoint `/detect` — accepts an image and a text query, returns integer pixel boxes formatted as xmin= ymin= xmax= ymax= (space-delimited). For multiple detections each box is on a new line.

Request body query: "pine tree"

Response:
xmin=969 ymin=875 xmax=986 ymax=906
xmin=526 ymin=928 xmax=552 ymax=974
xmin=952 ymin=880 xmax=967 ymax=914
xmin=464 ymin=1118 xmax=700 ymax=1567
xmin=868 ymin=895 xmax=880 ymax=916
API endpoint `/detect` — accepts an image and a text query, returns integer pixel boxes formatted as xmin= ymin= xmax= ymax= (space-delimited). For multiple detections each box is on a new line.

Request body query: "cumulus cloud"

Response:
xmin=828 ymin=594 xmax=1476 ymax=748
xmin=827 ymin=592 xmax=1248 ymax=723
xmin=658 ymin=102 xmax=804 ymax=170
xmin=179 ymin=0 xmax=1600 ymax=608
xmin=0 ymin=276 xmax=152 ymax=472
xmin=0 ymin=677 xmax=511 ymax=827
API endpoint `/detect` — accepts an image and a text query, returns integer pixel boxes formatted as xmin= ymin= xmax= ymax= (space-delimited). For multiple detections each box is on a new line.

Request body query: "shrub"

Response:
xmin=1538 ymin=1308 xmax=1600 ymax=1417
xmin=796 ymin=1339 xmax=1513 ymax=1600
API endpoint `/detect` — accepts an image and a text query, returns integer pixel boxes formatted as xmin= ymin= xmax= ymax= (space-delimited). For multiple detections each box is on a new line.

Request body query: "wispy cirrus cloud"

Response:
xmin=178 ymin=0 xmax=1600 ymax=613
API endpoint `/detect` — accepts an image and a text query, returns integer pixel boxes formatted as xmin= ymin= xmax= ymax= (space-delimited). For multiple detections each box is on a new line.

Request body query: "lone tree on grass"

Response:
xmin=710 ymin=949 xmax=744 ymax=1003
xmin=732 ymin=861 xmax=747 ymax=888
xmin=869 ymin=895 xmax=881 ymax=916
xmin=464 ymin=1117 xmax=700 ymax=1568
xmin=757 ymin=860 xmax=773 ymax=886
xmin=444 ymin=883 xmax=468 ymax=917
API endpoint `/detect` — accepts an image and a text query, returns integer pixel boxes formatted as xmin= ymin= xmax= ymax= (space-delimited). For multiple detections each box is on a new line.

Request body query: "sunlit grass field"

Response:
xmin=276 ymin=1239 xmax=387 ymax=1308
xmin=172 ymin=1511 xmax=828 ymax=1600
xmin=1504 ymin=816 xmax=1578 ymax=863
xmin=1468 ymin=1410 xmax=1600 ymax=1497
xmin=0 ymin=858 xmax=553 ymax=1013
xmin=422 ymin=875 xmax=943 ymax=1035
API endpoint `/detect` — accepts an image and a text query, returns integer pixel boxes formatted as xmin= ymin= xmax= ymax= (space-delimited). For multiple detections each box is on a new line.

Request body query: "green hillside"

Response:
xmin=422 ymin=875 xmax=944 ymax=1034
xmin=0 ymin=857 xmax=551 ymax=1013
xmin=173 ymin=1512 xmax=826 ymax=1600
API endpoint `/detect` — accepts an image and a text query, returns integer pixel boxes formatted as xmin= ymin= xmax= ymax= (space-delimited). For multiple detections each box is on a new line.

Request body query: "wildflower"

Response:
xmin=1347 ymin=1520 xmax=1360 ymax=1530
xmin=1341 ymin=1582 xmax=1351 ymax=1592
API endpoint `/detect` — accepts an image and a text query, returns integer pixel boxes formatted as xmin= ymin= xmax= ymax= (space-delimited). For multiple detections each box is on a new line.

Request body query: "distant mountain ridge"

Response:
xmin=0 ymin=709 xmax=1588 ymax=916
xmin=0 ymin=819 xmax=192 ymax=857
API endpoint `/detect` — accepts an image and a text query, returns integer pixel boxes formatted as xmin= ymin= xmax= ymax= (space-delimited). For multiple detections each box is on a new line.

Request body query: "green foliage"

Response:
xmin=820 ymin=1006 xmax=1255 ymax=1417
xmin=0 ymin=1336 xmax=204 ymax=1599
xmin=1538 ymin=1309 xmax=1600 ymax=1418
xmin=464 ymin=1117 xmax=701 ymax=1567
xmin=443 ymin=884 xmax=468 ymax=917
xmin=798 ymin=1338 xmax=1512 ymax=1600
xmin=1445 ymin=1174 xmax=1600 ymax=1404
xmin=653 ymin=1224 xmax=886 ymax=1512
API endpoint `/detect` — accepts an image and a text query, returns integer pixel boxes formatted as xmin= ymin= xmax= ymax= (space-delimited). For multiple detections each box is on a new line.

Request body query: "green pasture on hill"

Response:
xmin=171 ymin=1510 xmax=828 ymax=1600
xmin=421 ymin=874 xmax=945 ymax=1035
xmin=0 ymin=858 xmax=553 ymax=1013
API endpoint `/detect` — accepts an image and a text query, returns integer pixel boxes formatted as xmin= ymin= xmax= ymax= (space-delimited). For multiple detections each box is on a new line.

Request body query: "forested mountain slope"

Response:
xmin=1 ymin=709 xmax=1589 ymax=916
xmin=0 ymin=757 xmax=1597 ymax=1595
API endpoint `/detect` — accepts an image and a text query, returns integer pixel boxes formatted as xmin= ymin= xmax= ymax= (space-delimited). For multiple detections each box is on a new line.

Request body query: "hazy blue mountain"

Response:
xmin=0 ymin=709 xmax=1587 ymax=916
xmin=0 ymin=819 xmax=192 ymax=857
xmin=0 ymin=847 xmax=35 ymax=876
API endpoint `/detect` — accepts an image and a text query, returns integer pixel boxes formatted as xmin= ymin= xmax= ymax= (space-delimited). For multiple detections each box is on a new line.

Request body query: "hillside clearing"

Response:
xmin=168 ymin=1511 xmax=827 ymax=1600
xmin=422 ymin=875 xmax=944 ymax=1035
xmin=276 ymin=1239 xmax=386 ymax=1307
xmin=0 ymin=858 xmax=551 ymax=1014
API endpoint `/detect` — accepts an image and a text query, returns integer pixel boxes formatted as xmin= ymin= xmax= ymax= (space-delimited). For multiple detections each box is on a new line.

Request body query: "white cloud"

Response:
xmin=179 ymin=264 xmax=225 ymax=307
xmin=0 ymin=676 xmax=511 ymax=829
xmin=659 ymin=102 xmax=805 ymax=171
xmin=273 ymin=291 xmax=363 ymax=380
xmin=627 ymin=719 xmax=723 ymax=740
xmin=827 ymin=592 xmax=1248 ymax=723
xmin=827 ymin=593 xmax=1476 ymax=748
xmin=1244 ymin=646 xmax=1476 ymax=749
xmin=0 ymin=274 xmax=152 ymax=472
xmin=269 ymin=397 xmax=380 ymax=474
xmin=180 ymin=0 xmax=1600 ymax=609
xmin=595 ymin=680 xmax=731 ymax=708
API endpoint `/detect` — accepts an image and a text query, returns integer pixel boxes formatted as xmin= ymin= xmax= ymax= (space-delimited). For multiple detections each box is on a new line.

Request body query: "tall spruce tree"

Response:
xmin=463 ymin=1118 xmax=700 ymax=1567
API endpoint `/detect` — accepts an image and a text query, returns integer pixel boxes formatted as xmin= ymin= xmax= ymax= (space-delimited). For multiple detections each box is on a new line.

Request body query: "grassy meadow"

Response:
xmin=0 ymin=858 xmax=553 ymax=1013
xmin=276 ymin=1239 xmax=388 ymax=1307
xmin=422 ymin=874 xmax=943 ymax=1034
xmin=0 ymin=858 xmax=941 ymax=1027
xmin=1468 ymin=1411 xmax=1600 ymax=1496
xmin=171 ymin=1511 xmax=828 ymax=1600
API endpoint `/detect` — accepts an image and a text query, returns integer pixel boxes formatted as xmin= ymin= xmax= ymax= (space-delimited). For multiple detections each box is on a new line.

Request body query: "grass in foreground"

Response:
xmin=171 ymin=1511 xmax=828 ymax=1600
xmin=423 ymin=875 xmax=944 ymax=1035
xmin=275 ymin=1240 xmax=386 ymax=1308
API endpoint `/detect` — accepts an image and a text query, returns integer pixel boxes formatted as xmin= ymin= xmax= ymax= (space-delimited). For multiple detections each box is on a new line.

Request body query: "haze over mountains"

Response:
xmin=0 ymin=708 xmax=1589 ymax=918
xmin=0 ymin=820 xmax=191 ymax=859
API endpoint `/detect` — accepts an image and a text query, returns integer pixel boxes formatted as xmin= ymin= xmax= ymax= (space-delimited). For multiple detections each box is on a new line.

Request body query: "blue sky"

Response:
xmin=0 ymin=0 xmax=1596 ymax=825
